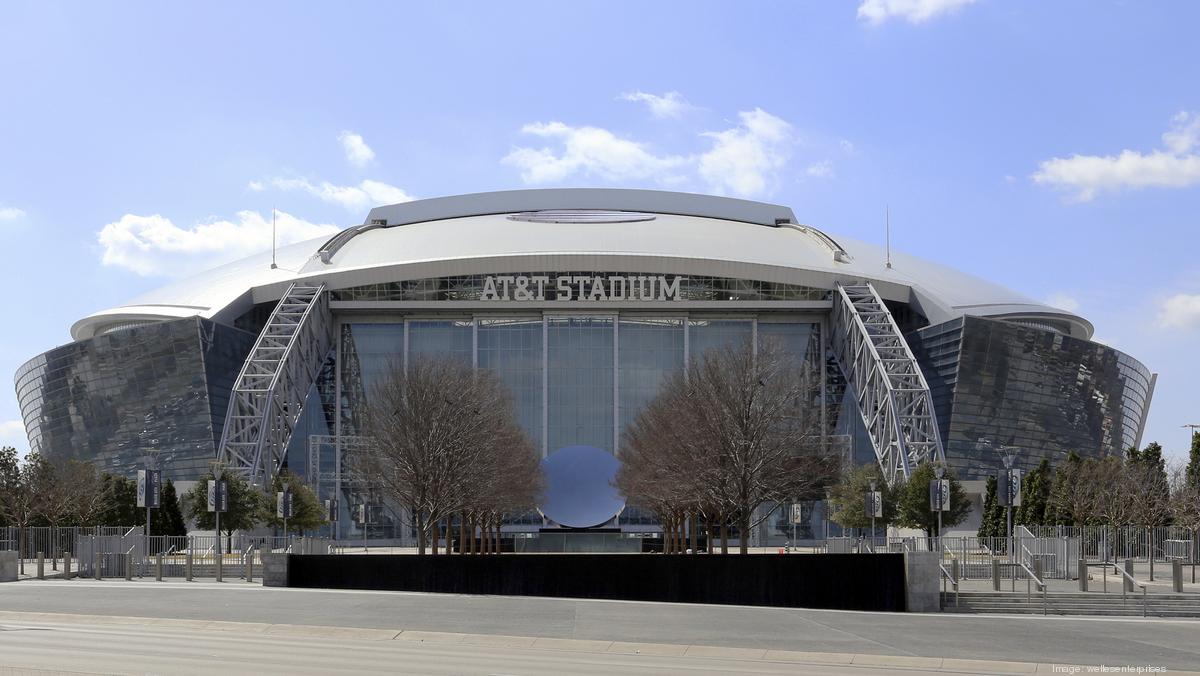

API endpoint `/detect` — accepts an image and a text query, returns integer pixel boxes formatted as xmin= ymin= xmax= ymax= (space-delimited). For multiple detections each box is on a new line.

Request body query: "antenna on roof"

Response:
xmin=885 ymin=205 xmax=892 ymax=269
xmin=270 ymin=206 xmax=278 ymax=270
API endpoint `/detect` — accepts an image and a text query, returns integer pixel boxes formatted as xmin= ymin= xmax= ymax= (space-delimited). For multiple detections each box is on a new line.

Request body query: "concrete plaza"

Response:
xmin=0 ymin=580 xmax=1196 ymax=674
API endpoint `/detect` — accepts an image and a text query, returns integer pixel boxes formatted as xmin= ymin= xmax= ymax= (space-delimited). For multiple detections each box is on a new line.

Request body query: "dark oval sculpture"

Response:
xmin=539 ymin=445 xmax=625 ymax=528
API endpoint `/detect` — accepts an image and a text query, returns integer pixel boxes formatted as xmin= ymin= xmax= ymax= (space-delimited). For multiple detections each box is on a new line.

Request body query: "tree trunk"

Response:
xmin=739 ymin=514 xmax=750 ymax=555
xmin=459 ymin=512 xmax=466 ymax=555
xmin=416 ymin=512 xmax=426 ymax=555
xmin=720 ymin=513 xmax=728 ymax=554
xmin=689 ymin=513 xmax=698 ymax=554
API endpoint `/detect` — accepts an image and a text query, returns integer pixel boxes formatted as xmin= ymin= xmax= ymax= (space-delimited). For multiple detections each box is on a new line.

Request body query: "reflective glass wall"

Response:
xmin=14 ymin=317 xmax=256 ymax=480
xmin=909 ymin=316 xmax=1155 ymax=480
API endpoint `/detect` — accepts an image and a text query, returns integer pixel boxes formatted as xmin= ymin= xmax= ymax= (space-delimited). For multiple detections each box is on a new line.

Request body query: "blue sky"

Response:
xmin=2 ymin=1 xmax=1198 ymax=461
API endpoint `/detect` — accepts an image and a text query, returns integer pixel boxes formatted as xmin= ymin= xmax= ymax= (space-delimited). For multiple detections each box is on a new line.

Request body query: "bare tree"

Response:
xmin=360 ymin=355 xmax=542 ymax=555
xmin=1124 ymin=450 xmax=1172 ymax=527
xmin=619 ymin=338 xmax=837 ymax=554
xmin=1169 ymin=461 xmax=1200 ymax=530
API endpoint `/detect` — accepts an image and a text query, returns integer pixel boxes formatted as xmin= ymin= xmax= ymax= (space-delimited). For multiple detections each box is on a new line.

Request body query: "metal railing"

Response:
xmin=939 ymin=561 xmax=959 ymax=606
xmin=1018 ymin=559 xmax=1048 ymax=615
xmin=1111 ymin=561 xmax=1149 ymax=618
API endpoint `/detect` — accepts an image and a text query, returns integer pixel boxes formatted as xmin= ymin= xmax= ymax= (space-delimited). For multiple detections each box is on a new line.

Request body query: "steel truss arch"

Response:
xmin=217 ymin=283 xmax=333 ymax=487
xmin=830 ymin=282 xmax=946 ymax=485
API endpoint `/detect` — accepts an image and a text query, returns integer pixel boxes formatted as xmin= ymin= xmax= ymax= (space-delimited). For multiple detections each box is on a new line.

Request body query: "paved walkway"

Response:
xmin=5 ymin=610 xmax=1194 ymax=675
xmin=0 ymin=580 xmax=1197 ymax=671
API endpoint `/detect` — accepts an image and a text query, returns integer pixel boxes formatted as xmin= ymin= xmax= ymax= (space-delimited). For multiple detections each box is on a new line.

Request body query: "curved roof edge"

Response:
xmin=363 ymin=188 xmax=797 ymax=227
xmin=316 ymin=189 xmax=799 ymax=265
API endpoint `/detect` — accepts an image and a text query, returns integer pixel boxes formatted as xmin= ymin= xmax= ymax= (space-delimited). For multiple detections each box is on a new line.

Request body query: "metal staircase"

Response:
xmin=217 ymin=282 xmax=333 ymax=487
xmin=830 ymin=282 xmax=945 ymax=484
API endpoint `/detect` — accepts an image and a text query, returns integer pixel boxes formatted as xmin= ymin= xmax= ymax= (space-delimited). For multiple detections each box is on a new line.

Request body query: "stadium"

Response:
xmin=14 ymin=189 xmax=1156 ymax=544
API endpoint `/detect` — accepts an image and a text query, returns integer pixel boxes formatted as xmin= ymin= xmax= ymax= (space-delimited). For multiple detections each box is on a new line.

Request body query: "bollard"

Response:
xmin=216 ymin=552 xmax=223 ymax=583
xmin=1079 ymin=559 xmax=1088 ymax=591
xmin=125 ymin=552 xmax=133 ymax=581
xmin=185 ymin=552 xmax=193 ymax=581
xmin=156 ymin=552 xmax=163 ymax=581
xmin=1124 ymin=559 xmax=1135 ymax=593
xmin=1173 ymin=560 xmax=1184 ymax=593
xmin=992 ymin=558 xmax=1001 ymax=591
xmin=951 ymin=559 xmax=959 ymax=587
xmin=94 ymin=550 xmax=102 ymax=581
xmin=247 ymin=555 xmax=254 ymax=583
xmin=37 ymin=552 xmax=44 ymax=580
xmin=63 ymin=551 xmax=72 ymax=580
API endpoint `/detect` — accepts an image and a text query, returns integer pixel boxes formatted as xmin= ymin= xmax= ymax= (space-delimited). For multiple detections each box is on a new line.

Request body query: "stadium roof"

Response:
xmin=72 ymin=189 xmax=1092 ymax=340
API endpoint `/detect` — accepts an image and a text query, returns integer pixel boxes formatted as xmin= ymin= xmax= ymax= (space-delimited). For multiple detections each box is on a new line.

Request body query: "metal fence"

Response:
xmin=812 ymin=529 xmax=1199 ymax=581
xmin=1 ymin=527 xmax=331 ymax=579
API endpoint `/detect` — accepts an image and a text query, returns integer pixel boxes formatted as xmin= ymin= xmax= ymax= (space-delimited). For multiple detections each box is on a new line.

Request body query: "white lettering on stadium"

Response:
xmin=480 ymin=275 xmax=683 ymax=301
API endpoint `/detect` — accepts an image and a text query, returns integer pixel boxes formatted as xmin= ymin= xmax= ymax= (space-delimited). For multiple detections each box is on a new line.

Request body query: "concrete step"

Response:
xmin=942 ymin=591 xmax=1200 ymax=616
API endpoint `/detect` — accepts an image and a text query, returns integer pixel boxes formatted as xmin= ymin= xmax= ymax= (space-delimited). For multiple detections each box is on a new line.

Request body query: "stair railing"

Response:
xmin=1018 ymin=560 xmax=1048 ymax=615
xmin=939 ymin=562 xmax=959 ymax=606
xmin=1112 ymin=562 xmax=1149 ymax=618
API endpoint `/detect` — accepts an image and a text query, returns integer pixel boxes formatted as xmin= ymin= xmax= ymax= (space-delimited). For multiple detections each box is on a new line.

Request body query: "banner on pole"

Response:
xmin=790 ymin=503 xmax=804 ymax=524
xmin=207 ymin=480 xmax=228 ymax=513
xmin=136 ymin=469 xmax=161 ymax=509
xmin=276 ymin=491 xmax=293 ymax=519
xmin=930 ymin=479 xmax=951 ymax=512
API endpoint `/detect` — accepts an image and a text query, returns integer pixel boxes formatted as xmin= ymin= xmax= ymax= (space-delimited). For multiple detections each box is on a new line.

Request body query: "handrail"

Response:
xmin=1112 ymin=562 xmax=1149 ymax=618
xmin=939 ymin=563 xmax=959 ymax=607
xmin=1018 ymin=560 xmax=1048 ymax=615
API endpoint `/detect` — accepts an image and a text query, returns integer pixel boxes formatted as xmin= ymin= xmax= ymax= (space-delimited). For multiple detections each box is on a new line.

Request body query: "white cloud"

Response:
xmin=255 ymin=177 xmax=413 ymax=212
xmin=503 ymin=122 xmax=688 ymax=185
xmin=1044 ymin=293 xmax=1081 ymax=313
xmin=504 ymin=107 xmax=798 ymax=198
xmin=338 ymin=130 xmax=376 ymax=167
xmin=857 ymin=0 xmax=976 ymax=24
xmin=805 ymin=160 xmax=834 ymax=178
xmin=698 ymin=108 xmax=795 ymax=197
xmin=0 ymin=205 xmax=26 ymax=221
xmin=619 ymin=91 xmax=694 ymax=119
xmin=0 ymin=420 xmax=27 ymax=456
xmin=97 ymin=210 xmax=339 ymax=277
xmin=839 ymin=139 xmax=857 ymax=154
xmin=1032 ymin=111 xmax=1200 ymax=201
xmin=1157 ymin=293 xmax=1200 ymax=329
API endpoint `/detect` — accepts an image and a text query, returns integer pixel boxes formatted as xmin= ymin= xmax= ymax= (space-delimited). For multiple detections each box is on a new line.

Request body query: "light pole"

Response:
xmin=977 ymin=438 xmax=1020 ymax=541
xmin=868 ymin=480 xmax=878 ymax=544
xmin=209 ymin=462 xmax=227 ymax=581
xmin=933 ymin=464 xmax=945 ymax=541
xmin=1001 ymin=454 xmax=1015 ymax=541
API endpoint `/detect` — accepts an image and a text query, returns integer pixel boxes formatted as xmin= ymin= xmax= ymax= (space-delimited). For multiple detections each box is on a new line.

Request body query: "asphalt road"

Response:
xmin=0 ymin=580 xmax=1197 ymax=672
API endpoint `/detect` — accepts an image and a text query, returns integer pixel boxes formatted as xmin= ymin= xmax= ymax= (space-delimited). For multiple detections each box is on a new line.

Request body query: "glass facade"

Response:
xmin=478 ymin=318 xmax=543 ymax=451
xmin=617 ymin=318 xmax=684 ymax=451
xmin=909 ymin=315 xmax=1155 ymax=480
xmin=407 ymin=320 xmax=472 ymax=365
xmin=14 ymin=317 xmax=256 ymax=481
xmin=333 ymin=314 xmax=823 ymax=534
xmin=688 ymin=319 xmax=753 ymax=358
xmin=547 ymin=317 xmax=614 ymax=454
